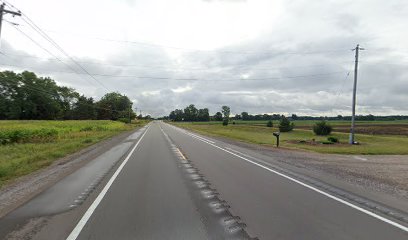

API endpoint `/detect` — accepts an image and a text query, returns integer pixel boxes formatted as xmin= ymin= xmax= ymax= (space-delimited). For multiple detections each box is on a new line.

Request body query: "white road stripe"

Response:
xmin=185 ymin=132 xmax=215 ymax=144
xmin=353 ymin=156 xmax=368 ymax=161
xmin=66 ymin=125 xmax=150 ymax=240
xmin=170 ymin=124 xmax=408 ymax=233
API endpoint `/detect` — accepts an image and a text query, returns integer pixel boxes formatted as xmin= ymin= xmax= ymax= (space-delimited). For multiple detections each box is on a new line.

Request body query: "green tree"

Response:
xmin=221 ymin=105 xmax=230 ymax=125
xmin=169 ymin=111 xmax=176 ymax=121
xmin=0 ymin=71 xmax=69 ymax=120
xmin=174 ymin=109 xmax=184 ymax=121
xmin=241 ymin=112 xmax=249 ymax=120
xmin=266 ymin=120 xmax=273 ymax=127
xmin=96 ymin=92 xmax=132 ymax=120
xmin=72 ymin=95 xmax=97 ymax=120
xmin=197 ymin=108 xmax=210 ymax=121
xmin=213 ymin=112 xmax=223 ymax=121
xmin=313 ymin=120 xmax=333 ymax=135
xmin=184 ymin=104 xmax=198 ymax=121
xmin=278 ymin=116 xmax=294 ymax=132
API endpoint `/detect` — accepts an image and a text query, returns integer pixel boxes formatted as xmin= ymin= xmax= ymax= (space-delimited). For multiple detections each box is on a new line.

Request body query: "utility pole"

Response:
xmin=128 ymin=103 xmax=131 ymax=124
xmin=349 ymin=44 xmax=364 ymax=144
xmin=0 ymin=3 xmax=21 ymax=43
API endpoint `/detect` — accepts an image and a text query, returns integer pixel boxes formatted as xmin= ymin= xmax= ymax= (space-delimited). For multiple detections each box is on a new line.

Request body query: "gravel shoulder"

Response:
xmin=0 ymin=129 xmax=138 ymax=219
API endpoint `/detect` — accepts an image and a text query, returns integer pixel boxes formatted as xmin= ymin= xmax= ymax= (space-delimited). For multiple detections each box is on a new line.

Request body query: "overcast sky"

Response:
xmin=1 ymin=0 xmax=407 ymax=117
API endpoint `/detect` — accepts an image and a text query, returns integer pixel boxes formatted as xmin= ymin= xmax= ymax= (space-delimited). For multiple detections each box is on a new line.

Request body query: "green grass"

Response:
xmin=202 ymin=120 xmax=408 ymax=127
xmin=172 ymin=121 xmax=408 ymax=155
xmin=0 ymin=120 xmax=148 ymax=188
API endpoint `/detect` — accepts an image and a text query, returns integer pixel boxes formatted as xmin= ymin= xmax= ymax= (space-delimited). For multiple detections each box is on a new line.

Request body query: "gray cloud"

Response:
xmin=0 ymin=0 xmax=407 ymax=117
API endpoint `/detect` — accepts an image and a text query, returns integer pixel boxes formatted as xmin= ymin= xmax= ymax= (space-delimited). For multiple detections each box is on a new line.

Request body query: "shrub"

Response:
xmin=222 ymin=119 xmax=229 ymax=126
xmin=80 ymin=126 xmax=94 ymax=132
xmin=313 ymin=121 xmax=333 ymax=135
xmin=0 ymin=128 xmax=58 ymax=144
xmin=266 ymin=120 xmax=273 ymax=128
xmin=327 ymin=136 xmax=338 ymax=143
xmin=117 ymin=118 xmax=130 ymax=124
xmin=278 ymin=116 xmax=294 ymax=132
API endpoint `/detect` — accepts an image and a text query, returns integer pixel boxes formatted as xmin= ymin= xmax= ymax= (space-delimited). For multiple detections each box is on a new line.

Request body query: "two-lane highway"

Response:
xmin=0 ymin=121 xmax=407 ymax=239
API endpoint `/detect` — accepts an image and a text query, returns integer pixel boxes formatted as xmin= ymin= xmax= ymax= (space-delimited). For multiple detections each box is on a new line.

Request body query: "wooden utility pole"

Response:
xmin=349 ymin=44 xmax=364 ymax=144
xmin=128 ymin=103 xmax=131 ymax=124
xmin=0 ymin=3 xmax=21 ymax=43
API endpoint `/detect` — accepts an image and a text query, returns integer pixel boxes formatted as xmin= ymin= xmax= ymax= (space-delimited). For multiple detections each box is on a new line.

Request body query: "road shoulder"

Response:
xmin=0 ymin=128 xmax=141 ymax=219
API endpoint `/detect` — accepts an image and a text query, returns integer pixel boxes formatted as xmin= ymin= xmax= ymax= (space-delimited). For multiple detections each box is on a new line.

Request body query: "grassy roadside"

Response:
xmin=0 ymin=120 xmax=148 ymax=188
xmin=172 ymin=122 xmax=408 ymax=155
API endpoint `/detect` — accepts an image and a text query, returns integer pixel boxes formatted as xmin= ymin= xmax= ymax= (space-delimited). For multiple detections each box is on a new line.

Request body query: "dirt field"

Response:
xmin=296 ymin=124 xmax=408 ymax=135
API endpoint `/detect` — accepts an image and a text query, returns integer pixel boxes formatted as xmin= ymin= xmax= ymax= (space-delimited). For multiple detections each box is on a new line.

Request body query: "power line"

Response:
xmin=0 ymin=0 xmax=110 ymax=90
xmin=8 ymin=24 xmax=97 ymax=87
xmin=0 ymin=51 xmax=354 ymax=72
xmin=0 ymin=62 xmax=345 ymax=81
xmin=17 ymin=16 xmax=109 ymax=91
xmin=23 ymin=26 xmax=350 ymax=55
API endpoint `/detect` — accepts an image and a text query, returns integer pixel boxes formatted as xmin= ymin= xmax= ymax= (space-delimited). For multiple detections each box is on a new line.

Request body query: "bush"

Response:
xmin=117 ymin=118 xmax=130 ymax=124
xmin=0 ymin=128 xmax=58 ymax=145
xmin=80 ymin=126 xmax=94 ymax=131
xmin=327 ymin=136 xmax=338 ymax=143
xmin=222 ymin=119 xmax=229 ymax=126
xmin=278 ymin=116 xmax=294 ymax=132
xmin=266 ymin=120 xmax=273 ymax=128
xmin=313 ymin=121 xmax=333 ymax=135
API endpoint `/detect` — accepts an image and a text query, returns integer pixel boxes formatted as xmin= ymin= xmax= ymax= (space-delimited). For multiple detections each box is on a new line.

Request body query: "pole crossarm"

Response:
xmin=0 ymin=3 xmax=22 ymax=44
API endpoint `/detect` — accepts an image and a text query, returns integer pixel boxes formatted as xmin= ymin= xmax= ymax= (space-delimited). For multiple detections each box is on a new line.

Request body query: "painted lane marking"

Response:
xmin=353 ymin=156 xmax=368 ymax=161
xmin=159 ymin=125 xmax=187 ymax=160
xmin=169 ymin=124 xmax=408 ymax=233
xmin=66 ymin=125 xmax=150 ymax=240
xmin=175 ymin=148 xmax=187 ymax=160
xmin=185 ymin=132 xmax=215 ymax=144
xmin=166 ymin=124 xmax=215 ymax=144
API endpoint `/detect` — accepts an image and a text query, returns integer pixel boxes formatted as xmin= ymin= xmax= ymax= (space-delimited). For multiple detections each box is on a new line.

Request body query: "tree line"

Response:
xmin=0 ymin=70 xmax=137 ymax=121
xmin=166 ymin=104 xmax=408 ymax=126
xmin=168 ymin=104 xmax=233 ymax=123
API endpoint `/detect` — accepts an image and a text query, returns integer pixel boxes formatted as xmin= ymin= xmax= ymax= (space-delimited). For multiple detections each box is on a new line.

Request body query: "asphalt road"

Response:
xmin=1 ymin=121 xmax=407 ymax=239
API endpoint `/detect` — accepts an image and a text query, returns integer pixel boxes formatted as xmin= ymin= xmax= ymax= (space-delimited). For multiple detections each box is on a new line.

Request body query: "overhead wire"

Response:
xmin=22 ymin=26 xmax=350 ymax=55
xmin=0 ymin=51 xmax=354 ymax=72
xmin=17 ymin=16 xmax=109 ymax=90
xmin=1 ymin=0 xmax=350 ymax=56
xmin=1 ymin=0 xmax=110 ymax=91
xmin=0 ymin=62 xmax=346 ymax=81
xmin=8 ymin=24 xmax=97 ymax=87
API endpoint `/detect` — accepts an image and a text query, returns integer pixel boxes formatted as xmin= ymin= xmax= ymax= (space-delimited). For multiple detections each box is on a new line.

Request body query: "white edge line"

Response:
xmin=171 ymin=124 xmax=408 ymax=233
xmin=66 ymin=125 xmax=150 ymax=240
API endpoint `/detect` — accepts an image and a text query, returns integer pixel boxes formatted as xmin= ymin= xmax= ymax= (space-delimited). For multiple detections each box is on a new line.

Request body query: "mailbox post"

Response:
xmin=273 ymin=132 xmax=280 ymax=147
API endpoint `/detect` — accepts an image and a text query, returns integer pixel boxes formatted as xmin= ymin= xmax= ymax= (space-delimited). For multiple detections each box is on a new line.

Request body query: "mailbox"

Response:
xmin=273 ymin=132 xmax=280 ymax=147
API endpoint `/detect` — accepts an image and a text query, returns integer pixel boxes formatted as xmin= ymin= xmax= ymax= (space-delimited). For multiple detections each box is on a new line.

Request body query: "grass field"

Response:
xmin=0 ymin=120 xmax=148 ymax=188
xmin=172 ymin=120 xmax=408 ymax=155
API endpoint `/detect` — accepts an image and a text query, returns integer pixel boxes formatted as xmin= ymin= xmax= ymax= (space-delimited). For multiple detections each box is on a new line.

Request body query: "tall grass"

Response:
xmin=0 ymin=120 xmax=148 ymax=187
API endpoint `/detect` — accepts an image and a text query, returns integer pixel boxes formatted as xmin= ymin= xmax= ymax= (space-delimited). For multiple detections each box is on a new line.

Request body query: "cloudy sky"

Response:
xmin=0 ymin=0 xmax=407 ymax=117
